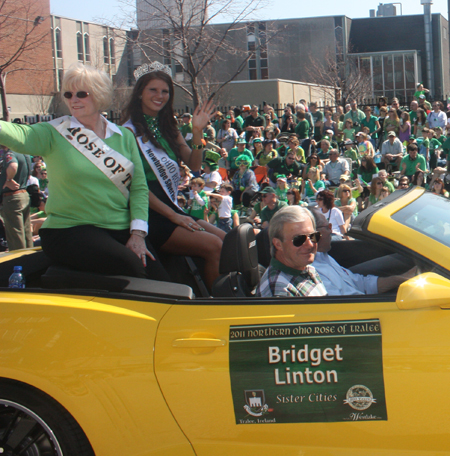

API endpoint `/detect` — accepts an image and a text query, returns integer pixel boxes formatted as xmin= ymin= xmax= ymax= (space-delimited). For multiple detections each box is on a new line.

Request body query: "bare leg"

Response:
xmin=198 ymin=219 xmax=226 ymax=240
xmin=161 ymin=227 xmax=222 ymax=290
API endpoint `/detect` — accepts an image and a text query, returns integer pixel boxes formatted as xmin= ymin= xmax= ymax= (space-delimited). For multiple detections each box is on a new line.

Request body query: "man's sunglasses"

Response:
xmin=292 ymin=231 xmax=321 ymax=247
xmin=63 ymin=91 xmax=90 ymax=99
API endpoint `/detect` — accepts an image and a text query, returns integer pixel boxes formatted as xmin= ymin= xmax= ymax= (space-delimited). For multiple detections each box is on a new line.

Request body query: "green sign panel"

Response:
xmin=229 ymin=319 xmax=387 ymax=424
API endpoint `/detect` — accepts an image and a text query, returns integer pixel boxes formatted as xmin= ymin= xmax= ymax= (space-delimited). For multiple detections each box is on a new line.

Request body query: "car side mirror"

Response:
xmin=396 ymin=272 xmax=450 ymax=310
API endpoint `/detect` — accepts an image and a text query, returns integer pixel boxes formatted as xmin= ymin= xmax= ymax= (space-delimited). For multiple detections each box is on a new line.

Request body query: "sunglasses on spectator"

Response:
xmin=292 ymin=231 xmax=321 ymax=247
xmin=376 ymin=181 xmax=383 ymax=185
xmin=316 ymin=197 xmax=324 ymax=201
xmin=287 ymin=191 xmax=294 ymax=195
xmin=63 ymin=91 xmax=90 ymax=99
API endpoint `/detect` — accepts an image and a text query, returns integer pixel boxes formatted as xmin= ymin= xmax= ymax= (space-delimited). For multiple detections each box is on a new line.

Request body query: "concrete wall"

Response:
xmin=268 ymin=17 xmax=339 ymax=82
xmin=172 ymin=79 xmax=336 ymax=113
xmin=7 ymin=94 xmax=55 ymax=121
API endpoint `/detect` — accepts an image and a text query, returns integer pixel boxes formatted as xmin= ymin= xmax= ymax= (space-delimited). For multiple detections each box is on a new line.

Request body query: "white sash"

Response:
xmin=124 ymin=120 xmax=180 ymax=208
xmin=49 ymin=116 xmax=134 ymax=200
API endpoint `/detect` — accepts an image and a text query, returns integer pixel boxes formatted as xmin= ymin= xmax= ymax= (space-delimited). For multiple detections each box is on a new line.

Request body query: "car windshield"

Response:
xmin=391 ymin=192 xmax=450 ymax=247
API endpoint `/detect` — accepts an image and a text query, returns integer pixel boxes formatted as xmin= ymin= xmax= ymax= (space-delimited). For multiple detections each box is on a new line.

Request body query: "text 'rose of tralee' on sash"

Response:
xmin=49 ymin=116 xmax=134 ymax=200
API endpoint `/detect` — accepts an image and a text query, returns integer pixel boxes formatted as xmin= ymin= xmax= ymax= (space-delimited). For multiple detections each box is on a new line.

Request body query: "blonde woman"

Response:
xmin=303 ymin=166 xmax=325 ymax=202
xmin=335 ymin=184 xmax=357 ymax=231
xmin=0 ymin=63 xmax=168 ymax=280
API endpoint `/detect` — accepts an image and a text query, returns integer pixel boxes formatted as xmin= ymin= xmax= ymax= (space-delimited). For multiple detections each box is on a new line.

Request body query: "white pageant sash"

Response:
xmin=49 ymin=116 xmax=134 ymax=200
xmin=124 ymin=120 xmax=180 ymax=208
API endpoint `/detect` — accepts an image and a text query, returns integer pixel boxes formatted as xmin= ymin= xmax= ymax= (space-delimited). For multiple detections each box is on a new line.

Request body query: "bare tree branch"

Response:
xmin=112 ymin=0 xmax=278 ymax=107
xmin=0 ymin=0 xmax=50 ymax=120
xmin=304 ymin=43 xmax=372 ymax=106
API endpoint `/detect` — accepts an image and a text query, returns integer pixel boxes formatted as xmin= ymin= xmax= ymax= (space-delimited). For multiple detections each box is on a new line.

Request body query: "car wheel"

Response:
xmin=0 ymin=379 xmax=94 ymax=456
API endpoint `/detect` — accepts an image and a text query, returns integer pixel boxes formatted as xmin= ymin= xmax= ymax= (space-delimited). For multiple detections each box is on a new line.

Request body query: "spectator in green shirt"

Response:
xmin=400 ymin=144 xmax=427 ymax=179
xmin=180 ymin=113 xmax=193 ymax=147
xmin=259 ymin=187 xmax=288 ymax=229
xmin=295 ymin=109 xmax=310 ymax=140
xmin=309 ymin=102 xmax=323 ymax=141
xmin=267 ymin=150 xmax=302 ymax=186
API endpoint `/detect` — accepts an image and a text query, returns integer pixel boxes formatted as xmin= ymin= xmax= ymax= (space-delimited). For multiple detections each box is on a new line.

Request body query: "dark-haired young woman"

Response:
xmin=122 ymin=64 xmax=224 ymax=289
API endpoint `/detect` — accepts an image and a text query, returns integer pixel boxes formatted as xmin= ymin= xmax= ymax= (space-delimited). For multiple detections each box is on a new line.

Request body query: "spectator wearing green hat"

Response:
xmin=231 ymin=154 xmax=259 ymax=207
xmin=202 ymin=158 xmax=222 ymax=191
xmin=227 ymin=137 xmax=254 ymax=177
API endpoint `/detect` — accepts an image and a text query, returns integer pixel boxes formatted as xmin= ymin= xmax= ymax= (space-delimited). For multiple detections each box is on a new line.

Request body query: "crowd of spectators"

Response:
xmin=2 ymin=87 xmax=450 ymax=253
xmin=176 ymin=89 xmax=450 ymax=241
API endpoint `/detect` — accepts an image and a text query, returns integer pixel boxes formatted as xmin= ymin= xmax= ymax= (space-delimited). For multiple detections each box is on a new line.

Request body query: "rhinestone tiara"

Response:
xmin=134 ymin=62 xmax=172 ymax=81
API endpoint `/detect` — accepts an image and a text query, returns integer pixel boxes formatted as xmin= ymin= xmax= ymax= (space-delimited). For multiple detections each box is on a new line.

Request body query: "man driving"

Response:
xmin=256 ymin=206 xmax=326 ymax=297
xmin=310 ymin=208 xmax=416 ymax=295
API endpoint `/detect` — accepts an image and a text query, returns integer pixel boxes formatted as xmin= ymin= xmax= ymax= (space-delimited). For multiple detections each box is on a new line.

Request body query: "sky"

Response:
xmin=50 ymin=0 xmax=450 ymax=26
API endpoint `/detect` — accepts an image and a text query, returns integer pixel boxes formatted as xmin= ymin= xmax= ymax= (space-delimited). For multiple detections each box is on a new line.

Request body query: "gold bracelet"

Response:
xmin=191 ymin=143 xmax=203 ymax=150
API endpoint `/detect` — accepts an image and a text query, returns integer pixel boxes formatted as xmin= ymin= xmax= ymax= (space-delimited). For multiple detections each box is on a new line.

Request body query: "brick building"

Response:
xmin=0 ymin=0 xmax=53 ymax=121
xmin=1 ymin=0 xmax=133 ymax=121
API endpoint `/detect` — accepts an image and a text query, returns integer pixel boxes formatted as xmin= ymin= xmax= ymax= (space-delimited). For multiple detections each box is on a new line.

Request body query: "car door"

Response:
xmin=154 ymin=292 xmax=450 ymax=455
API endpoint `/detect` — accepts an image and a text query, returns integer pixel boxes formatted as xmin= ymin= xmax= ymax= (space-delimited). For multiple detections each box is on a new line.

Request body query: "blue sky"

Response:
xmin=50 ymin=0 xmax=449 ymax=26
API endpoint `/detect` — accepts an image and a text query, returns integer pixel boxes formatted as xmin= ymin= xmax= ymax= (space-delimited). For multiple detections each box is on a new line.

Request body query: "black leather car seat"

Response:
xmin=212 ymin=224 xmax=264 ymax=297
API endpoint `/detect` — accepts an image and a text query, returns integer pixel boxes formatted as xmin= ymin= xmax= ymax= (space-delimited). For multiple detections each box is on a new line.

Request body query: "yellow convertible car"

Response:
xmin=1 ymin=186 xmax=450 ymax=455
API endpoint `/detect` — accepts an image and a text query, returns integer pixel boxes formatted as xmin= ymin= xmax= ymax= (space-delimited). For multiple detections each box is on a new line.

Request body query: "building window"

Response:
xmin=259 ymin=22 xmax=268 ymax=79
xmin=247 ymin=23 xmax=257 ymax=80
xmin=109 ymin=38 xmax=115 ymax=66
xmin=247 ymin=22 xmax=269 ymax=80
xmin=352 ymin=51 xmax=418 ymax=101
xmin=84 ymin=33 xmax=90 ymax=62
xmin=103 ymin=36 xmax=110 ymax=65
xmin=163 ymin=29 xmax=171 ymax=67
xmin=77 ymin=32 xmax=83 ymax=61
xmin=162 ymin=29 xmax=181 ymax=74
xmin=55 ymin=27 xmax=62 ymax=59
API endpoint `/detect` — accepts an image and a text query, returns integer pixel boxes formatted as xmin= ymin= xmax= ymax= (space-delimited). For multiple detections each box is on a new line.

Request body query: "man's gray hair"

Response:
xmin=269 ymin=206 xmax=316 ymax=257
